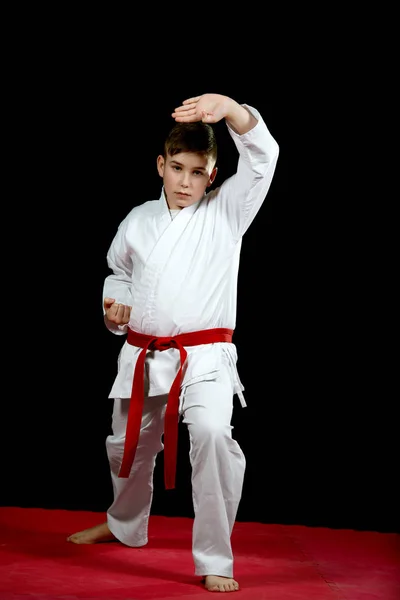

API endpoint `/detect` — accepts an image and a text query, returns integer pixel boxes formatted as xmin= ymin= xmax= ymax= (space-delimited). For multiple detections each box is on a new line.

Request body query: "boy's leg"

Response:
xmin=68 ymin=394 xmax=167 ymax=547
xmin=181 ymin=362 xmax=245 ymax=583
xmin=106 ymin=394 xmax=166 ymax=546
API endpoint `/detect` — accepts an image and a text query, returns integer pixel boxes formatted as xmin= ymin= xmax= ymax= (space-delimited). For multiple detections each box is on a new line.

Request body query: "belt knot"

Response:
xmin=149 ymin=337 xmax=178 ymax=352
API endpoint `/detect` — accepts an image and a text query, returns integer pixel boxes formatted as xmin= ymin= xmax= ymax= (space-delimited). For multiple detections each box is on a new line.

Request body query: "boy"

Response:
xmin=67 ymin=93 xmax=279 ymax=593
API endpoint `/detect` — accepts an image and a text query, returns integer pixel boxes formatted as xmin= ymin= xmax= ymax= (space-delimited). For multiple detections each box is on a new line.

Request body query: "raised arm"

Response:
xmin=174 ymin=93 xmax=279 ymax=241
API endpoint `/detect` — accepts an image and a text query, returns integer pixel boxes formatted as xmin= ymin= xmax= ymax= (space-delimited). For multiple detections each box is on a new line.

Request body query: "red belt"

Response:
xmin=119 ymin=327 xmax=234 ymax=489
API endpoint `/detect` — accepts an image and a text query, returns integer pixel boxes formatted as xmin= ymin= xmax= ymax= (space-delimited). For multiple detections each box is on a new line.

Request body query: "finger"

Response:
xmin=182 ymin=96 xmax=200 ymax=104
xmin=172 ymin=108 xmax=200 ymax=122
xmin=104 ymin=297 xmax=115 ymax=310
xmin=122 ymin=305 xmax=131 ymax=323
xmin=116 ymin=303 xmax=125 ymax=317
xmin=171 ymin=111 xmax=198 ymax=121
xmin=172 ymin=104 xmax=196 ymax=114
xmin=173 ymin=115 xmax=198 ymax=122
xmin=109 ymin=303 xmax=126 ymax=324
xmin=200 ymin=110 xmax=216 ymax=123
xmin=109 ymin=302 xmax=120 ymax=317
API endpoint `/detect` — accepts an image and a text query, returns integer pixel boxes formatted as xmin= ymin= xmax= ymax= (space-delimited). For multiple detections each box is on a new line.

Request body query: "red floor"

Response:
xmin=0 ymin=507 xmax=398 ymax=599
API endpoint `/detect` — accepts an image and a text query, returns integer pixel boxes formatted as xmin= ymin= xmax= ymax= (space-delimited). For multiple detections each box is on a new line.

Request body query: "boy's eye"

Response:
xmin=171 ymin=166 xmax=203 ymax=176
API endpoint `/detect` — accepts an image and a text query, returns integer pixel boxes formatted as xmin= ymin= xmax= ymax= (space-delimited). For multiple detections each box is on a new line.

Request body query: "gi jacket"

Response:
xmin=104 ymin=105 xmax=279 ymax=402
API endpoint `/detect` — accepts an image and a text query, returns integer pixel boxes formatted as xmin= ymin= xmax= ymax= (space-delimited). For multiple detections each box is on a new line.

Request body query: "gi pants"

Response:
xmin=105 ymin=357 xmax=246 ymax=578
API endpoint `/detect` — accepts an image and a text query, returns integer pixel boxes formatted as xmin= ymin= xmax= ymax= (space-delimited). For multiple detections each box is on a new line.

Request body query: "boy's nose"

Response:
xmin=180 ymin=173 xmax=190 ymax=187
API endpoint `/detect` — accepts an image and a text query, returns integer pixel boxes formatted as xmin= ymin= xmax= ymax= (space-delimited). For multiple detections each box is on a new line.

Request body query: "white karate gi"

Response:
xmin=103 ymin=105 xmax=279 ymax=578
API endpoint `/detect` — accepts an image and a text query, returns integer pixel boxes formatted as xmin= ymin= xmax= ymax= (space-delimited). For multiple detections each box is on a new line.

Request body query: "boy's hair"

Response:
xmin=163 ymin=122 xmax=217 ymax=165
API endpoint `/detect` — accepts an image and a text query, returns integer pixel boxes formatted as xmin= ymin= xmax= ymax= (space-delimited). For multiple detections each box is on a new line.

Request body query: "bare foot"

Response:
xmin=67 ymin=522 xmax=117 ymax=544
xmin=203 ymin=575 xmax=239 ymax=592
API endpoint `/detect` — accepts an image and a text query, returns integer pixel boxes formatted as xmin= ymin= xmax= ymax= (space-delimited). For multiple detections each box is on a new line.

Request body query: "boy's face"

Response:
xmin=157 ymin=151 xmax=217 ymax=210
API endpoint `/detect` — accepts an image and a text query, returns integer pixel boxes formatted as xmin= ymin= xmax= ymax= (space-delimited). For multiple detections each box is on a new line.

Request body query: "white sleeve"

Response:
xmin=103 ymin=213 xmax=134 ymax=335
xmin=217 ymin=104 xmax=279 ymax=241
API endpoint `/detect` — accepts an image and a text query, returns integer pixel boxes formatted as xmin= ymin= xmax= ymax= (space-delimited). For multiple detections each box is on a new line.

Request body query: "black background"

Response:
xmin=2 ymin=34 xmax=397 ymax=536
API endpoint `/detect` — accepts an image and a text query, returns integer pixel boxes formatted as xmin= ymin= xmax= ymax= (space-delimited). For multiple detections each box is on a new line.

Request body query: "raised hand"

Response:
xmin=104 ymin=297 xmax=132 ymax=325
xmin=171 ymin=94 xmax=232 ymax=124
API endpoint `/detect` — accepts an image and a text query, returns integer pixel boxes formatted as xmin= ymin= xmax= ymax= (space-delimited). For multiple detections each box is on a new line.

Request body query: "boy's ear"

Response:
xmin=157 ymin=155 xmax=165 ymax=178
xmin=207 ymin=166 xmax=218 ymax=187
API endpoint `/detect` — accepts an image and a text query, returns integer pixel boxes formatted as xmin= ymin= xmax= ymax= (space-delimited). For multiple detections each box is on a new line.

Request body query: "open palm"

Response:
xmin=172 ymin=94 xmax=230 ymax=124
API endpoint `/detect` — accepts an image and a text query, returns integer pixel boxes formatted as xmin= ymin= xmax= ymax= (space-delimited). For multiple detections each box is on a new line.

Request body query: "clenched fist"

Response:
xmin=104 ymin=297 xmax=132 ymax=325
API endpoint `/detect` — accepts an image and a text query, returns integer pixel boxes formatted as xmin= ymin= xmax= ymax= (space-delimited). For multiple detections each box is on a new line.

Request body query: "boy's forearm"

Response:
xmin=224 ymin=98 xmax=258 ymax=135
